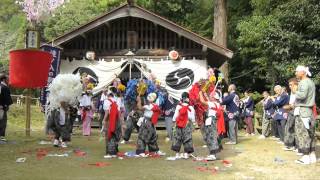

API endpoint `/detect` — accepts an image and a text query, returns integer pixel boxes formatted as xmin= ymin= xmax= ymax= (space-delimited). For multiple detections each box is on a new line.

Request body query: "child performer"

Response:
xmin=171 ymin=92 xmax=196 ymax=159
xmin=79 ymin=90 xmax=94 ymax=136
xmin=199 ymin=91 xmax=222 ymax=160
xmin=48 ymin=101 xmax=71 ymax=148
xmin=103 ymin=88 xmax=121 ymax=158
xmin=136 ymin=93 xmax=165 ymax=157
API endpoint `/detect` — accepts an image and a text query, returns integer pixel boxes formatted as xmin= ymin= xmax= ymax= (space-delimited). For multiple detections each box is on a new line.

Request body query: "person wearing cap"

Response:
xmin=243 ymin=90 xmax=255 ymax=136
xmin=221 ymin=84 xmax=240 ymax=145
xmin=171 ymin=92 xmax=195 ymax=159
xmin=292 ymin=65 xmax=316 ymax=165
xmin=103 ymin=87 xmax=122 ymax=159
xmin=135 ymin=93 xmax=166 ymax=157
xmin=0 ymin=74 xmax=13 ymax=142
xmin=47 ymin=101 xmax=71 ymax=148
xmin=199 ymin=90 xmax=223 ymax=161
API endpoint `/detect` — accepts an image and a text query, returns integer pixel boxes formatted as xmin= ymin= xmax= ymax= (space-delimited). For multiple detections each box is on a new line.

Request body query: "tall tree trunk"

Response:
xmin=213 ymin=0 xmax=229 ymax=83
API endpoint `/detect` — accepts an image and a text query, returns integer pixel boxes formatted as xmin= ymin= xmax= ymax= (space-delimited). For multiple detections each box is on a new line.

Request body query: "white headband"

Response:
xmin=296 ymin=65 xmax=312 ymax=77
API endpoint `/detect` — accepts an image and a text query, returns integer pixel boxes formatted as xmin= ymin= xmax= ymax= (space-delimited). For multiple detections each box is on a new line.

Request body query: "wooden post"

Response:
xmin=213 ymin=0 xmax=229 ymax=83
xmin=25 ymin=90 xmax=31 ymax=137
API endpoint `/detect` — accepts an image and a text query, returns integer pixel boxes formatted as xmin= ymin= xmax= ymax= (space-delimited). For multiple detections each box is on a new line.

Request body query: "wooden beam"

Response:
xmin=62 ymin=49 xmax=203 ymax=58
xmin=130 ymin=7 xmax=233 ymax=58
xmin=51 ymin=5 xmax=233 ymax=58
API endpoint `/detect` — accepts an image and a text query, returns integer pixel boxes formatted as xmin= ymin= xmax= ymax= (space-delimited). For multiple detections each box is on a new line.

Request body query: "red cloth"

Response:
xmin=151 ymin=103 xmax=161 ymax=125
xmin=9 ymin=49 xmax=52 ymax=88
xmin=81 ymin=109 xmax=87 ymax=122
xmin=189 ymin=83 xmax=207 ymax=126
xmin=210 ymin=102 xmax=225 ymax=135
xmin=313 ymin=104 xmax=318 ymax=119
xmin=216 ymin=106 xmax=226 ymax=135
xmin=107 ymin=99 xmax=119 ymax=140
xmin=176 ymin=104 xmax=190 ymax=128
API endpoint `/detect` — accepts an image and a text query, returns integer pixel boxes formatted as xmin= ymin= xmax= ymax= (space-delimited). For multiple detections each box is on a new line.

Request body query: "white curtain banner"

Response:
xmin=135 ymin=59 xmax=207 ymax=100
xmin=59 ymin=59 xmax=128 ymax=94
xmin=59 ymin=59 xmax=207 ymax=99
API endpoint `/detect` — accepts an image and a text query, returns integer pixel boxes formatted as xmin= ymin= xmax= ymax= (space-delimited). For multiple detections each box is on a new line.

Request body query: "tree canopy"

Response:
xmin=0 ymin=0 xmax=319 ymax=96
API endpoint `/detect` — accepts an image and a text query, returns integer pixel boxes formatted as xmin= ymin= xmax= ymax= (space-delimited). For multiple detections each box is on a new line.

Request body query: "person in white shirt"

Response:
xmin=135 ymin=93 xmax=165 ymax=157
xmin=283 ymin=78 xmax=298 ymax=151
xmin=103 ymin=87 xmax=122 ymax=159
xmin=171 ymin=92 xmax=195 ymax=159
xmin=199 ymin=90 xmax=222 ymax=161
xmin=80 ymin=90 xmax=93 ymax=136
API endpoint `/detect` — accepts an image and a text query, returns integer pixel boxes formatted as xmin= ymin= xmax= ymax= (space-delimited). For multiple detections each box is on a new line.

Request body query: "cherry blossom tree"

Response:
xmin=16 ymin=0 xmax=65 ymax=24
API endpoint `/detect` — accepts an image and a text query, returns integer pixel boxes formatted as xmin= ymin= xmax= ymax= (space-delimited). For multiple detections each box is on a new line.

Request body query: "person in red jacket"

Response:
xmin=171 ymin=92 xmax=196 ymax=159
xmin=199 ymin=91 xmax=223 ymax=161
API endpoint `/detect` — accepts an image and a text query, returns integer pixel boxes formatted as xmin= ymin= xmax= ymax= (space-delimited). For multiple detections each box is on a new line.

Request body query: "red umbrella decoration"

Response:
xmin=9 ymin=49 xmax=52 ymax=136
xmin=9 ymin=49 xmax=52 ymax=88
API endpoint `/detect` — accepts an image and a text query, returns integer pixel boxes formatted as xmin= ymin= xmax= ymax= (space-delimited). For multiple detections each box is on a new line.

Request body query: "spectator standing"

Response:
xmin=293 ymin=66 xmax=317 ymax=165
xmin=0 ymin=74 xmax=13 ymax=142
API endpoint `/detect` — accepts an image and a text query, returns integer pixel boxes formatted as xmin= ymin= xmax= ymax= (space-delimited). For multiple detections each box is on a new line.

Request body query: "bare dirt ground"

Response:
xmin=1 ymin=105 xmax=319 ymax=180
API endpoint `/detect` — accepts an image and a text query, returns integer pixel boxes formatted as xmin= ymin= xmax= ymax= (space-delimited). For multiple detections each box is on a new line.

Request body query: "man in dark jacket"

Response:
xmin=221 ymin=84 xmax=240 ymax=145
xmin=0 ymin=74 xmax=13 ymax=141
xmin=259 ymin=91 xmax=275 ymax=139
xmin=271 ymin=85 xmax=290 ymax=143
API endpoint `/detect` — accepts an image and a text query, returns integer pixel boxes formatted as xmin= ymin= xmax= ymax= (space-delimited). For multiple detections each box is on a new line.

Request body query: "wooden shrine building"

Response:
xmin=49 ymin=2 xmax=233 ymax=94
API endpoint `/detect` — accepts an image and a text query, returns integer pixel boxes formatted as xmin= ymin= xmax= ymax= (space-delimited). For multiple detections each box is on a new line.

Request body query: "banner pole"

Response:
xmin=25 ymin=89 xmax=31 ymax=137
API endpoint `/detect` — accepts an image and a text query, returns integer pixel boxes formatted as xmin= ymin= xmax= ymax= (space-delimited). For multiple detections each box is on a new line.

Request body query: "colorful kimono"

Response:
xmin=136 ymin=103 xmax=161 ymax=155
xmin=171 ymin=103 xmax=195 ymax=154
xmin=80 ymin=94 xmax=93 ymax=136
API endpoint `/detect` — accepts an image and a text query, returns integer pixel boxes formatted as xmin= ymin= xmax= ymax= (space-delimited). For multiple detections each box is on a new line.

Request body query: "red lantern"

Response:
xmin=9 ymin=49 xmax=52 ymax=88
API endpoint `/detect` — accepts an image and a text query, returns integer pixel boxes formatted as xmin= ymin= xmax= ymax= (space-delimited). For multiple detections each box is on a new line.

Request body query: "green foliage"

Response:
xmin=43 ymin=0 xmax=126 ymax=41
xmin=233 ymin=0 xmax=320 ymax=92
xmin=0 ymin=1 xmax=26 ymax=73
xmin=0 ymin=0 xmax=20 ymax=22
xmin=1 ymin=0 xmax=319 ymax=100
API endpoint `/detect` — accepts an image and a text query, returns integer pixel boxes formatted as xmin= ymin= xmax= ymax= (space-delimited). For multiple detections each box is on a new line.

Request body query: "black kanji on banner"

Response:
xmin=165 ymin=68 xmax=194 ymax=90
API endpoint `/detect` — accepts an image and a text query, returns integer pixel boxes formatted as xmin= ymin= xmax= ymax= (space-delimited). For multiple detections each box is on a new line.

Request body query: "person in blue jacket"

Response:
xmin=271 ymin=85 xmax=290 ymax=143
xmin=221 ymin=84 xmax=240 ymax=145
xmin=259 ymin=91 xmax=275 ymax=139
xmin=243 ymin=90 xmax=255 ymax=136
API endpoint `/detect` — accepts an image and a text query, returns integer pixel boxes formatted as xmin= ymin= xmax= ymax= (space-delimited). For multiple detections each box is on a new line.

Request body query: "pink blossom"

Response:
xmin=16 ymin=0 xmax=65 ymax=23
